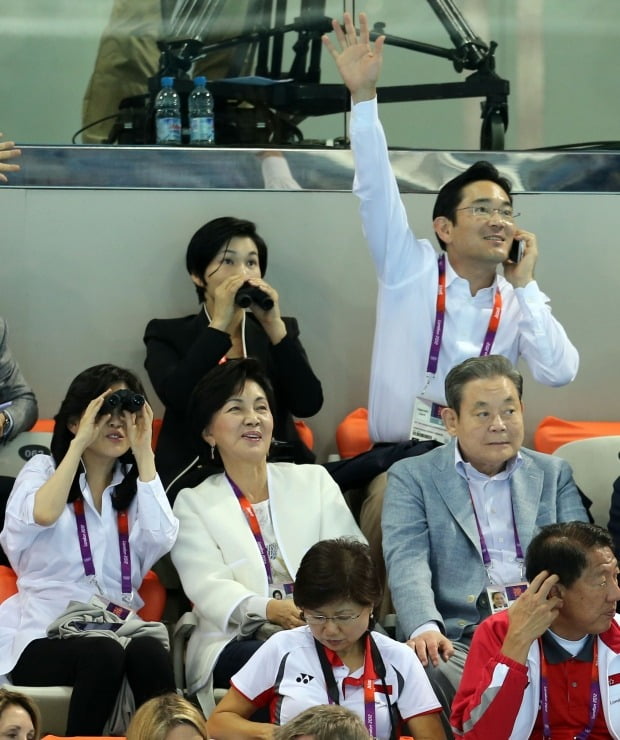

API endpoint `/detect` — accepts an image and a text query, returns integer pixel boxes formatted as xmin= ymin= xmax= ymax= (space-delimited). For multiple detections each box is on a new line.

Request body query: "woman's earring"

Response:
xmin=210 ymin=444 xmax=215 ymax=461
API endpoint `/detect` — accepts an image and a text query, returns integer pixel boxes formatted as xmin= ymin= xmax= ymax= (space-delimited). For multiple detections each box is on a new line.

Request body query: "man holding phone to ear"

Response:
xmin=452 ymin=521 xmax=620 ymax=738
xmin=323 ymin=11 xmax=578 ymax=462
xmin=322 ymin=14 xmax=579 ymax=610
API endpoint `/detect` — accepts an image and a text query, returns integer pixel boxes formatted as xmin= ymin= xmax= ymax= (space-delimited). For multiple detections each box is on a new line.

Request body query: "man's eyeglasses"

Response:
xmin=456 ymin=205 xmax=520 ymax=223
xmin=303 ymin=612 xmax=363 ymax=626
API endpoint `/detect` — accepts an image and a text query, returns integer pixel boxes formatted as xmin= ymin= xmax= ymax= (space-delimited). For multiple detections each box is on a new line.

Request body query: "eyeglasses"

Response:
xmin=303 ymin=612 xmax=363 ymax=626
xmin=456 ymin=205 xmax=520 ymax=223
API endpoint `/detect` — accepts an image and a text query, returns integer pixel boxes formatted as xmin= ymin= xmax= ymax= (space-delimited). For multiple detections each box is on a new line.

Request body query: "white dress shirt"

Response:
xmin=350 ymin=97 xmax=579 ymax=443
xmin=0 ymin=454 xmax=178 ymax=679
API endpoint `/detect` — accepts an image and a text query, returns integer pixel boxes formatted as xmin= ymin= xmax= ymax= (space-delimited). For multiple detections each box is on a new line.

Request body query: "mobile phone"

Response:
xmin=509 ymin=238 xmax=525 ymax=263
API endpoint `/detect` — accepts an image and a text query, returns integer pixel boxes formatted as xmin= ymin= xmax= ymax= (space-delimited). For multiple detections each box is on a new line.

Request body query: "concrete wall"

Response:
xmin=2 ymin=185 xmax=617 ymax=460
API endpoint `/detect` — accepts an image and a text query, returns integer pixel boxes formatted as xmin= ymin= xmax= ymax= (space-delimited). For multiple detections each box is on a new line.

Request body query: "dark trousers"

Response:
xmin=324 ymin=440 xmax=442 ymax=492
xmin=0 ymin=476 xmax=14 ymax=567
xmin=213 ymin=638 xmax=269 ymax=721
xmin=12 ymin=635 xmax=175 ymax=735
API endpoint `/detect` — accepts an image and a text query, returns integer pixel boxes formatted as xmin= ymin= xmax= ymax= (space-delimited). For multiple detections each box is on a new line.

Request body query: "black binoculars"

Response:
xmin=235 ymin=282 xmax=274 ymax=311
xmin=100 ymin=389 xmax=145 ymax=415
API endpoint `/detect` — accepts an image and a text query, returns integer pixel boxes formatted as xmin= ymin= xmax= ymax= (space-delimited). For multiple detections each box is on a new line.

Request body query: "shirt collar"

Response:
xmin=79 ymin=462 xmax=127 ymax=494
xmin=542 ymin=630 xmax=594 ymax=664
xmin=454 ymin=441 xmax=523 ymax=482
xmin=444 ymin=254 xmax=500 ymax=293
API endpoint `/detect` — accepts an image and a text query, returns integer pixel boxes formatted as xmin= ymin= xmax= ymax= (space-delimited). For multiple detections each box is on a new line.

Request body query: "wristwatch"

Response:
xmin=0 ymin=412 xmax=9 ymax=439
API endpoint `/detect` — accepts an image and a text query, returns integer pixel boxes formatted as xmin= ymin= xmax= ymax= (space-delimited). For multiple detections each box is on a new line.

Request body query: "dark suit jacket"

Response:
xmin=0 ymin=317 xmax=38 ymax=442
xmin=144 ymin=310 xmax=323 ymax=486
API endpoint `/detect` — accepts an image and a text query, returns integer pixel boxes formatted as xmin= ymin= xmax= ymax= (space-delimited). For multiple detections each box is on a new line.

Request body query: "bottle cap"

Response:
xmin=194 ymin=76 xmax=207 ymax=86
xmin=161 ymin=76 xmax=175 ymax=87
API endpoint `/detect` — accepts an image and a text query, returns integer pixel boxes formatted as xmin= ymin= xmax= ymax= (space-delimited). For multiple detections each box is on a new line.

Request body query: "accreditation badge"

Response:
xmin=410 ymin=396 xmax=451 ymax=444
xmin=487 ymin=581 xmax=528 ymax=614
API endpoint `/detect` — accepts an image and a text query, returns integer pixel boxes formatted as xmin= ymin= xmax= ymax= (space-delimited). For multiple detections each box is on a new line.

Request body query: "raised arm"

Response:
xmin=322 ymin=13 xmax=436 ymax=283
xmin=451 ymin=572 xmax=562 ymax=739
xmin=32 ymin=393 xmax=110 ymax=525
xmin=322 ymin=12 xmax=384 ymax=103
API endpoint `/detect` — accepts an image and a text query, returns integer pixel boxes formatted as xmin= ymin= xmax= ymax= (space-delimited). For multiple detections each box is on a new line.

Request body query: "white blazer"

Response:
xmin=171 ymin=463 xmax=365 ymax=713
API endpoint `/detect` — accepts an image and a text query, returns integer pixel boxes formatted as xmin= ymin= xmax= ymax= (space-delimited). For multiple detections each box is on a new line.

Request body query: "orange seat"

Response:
xmin=151 ymin=418 xmax=163 ymax=451
xmin=294 ymin=420 xmax=314 ymax=450
xmin=534 ymin=416 xmax=620 ymax=455
xmin=31 ymin=419 xmax=55 ymax=433
xmin=137 ymin=569 xmax=167 ymax=621
xmin=336 ymin=408 xmax=373 ymax=459
xmin=0 ymin=564 xmax=17 ymax=602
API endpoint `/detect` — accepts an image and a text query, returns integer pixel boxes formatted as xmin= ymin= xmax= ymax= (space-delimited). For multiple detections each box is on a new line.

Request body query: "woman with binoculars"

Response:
xmin=144 ymin=216 xmax=323 ymax=497
xmin=0 ymin=363 xmax=179 ymax=736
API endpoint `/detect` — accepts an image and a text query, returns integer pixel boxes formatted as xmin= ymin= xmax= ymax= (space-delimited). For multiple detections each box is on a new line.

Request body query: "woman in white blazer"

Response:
xmin=171 ymin=358 xmax=364 ymax=713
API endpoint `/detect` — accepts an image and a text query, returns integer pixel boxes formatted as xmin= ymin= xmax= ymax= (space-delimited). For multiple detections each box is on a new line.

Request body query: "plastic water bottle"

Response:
xmin=188 ymin=76 xmax=214 ymax=145
xmin=155 ymin=76 xmax=181 ymax=145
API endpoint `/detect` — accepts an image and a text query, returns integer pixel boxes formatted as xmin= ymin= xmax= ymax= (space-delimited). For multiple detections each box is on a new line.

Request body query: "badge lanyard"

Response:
xmin=539 ymin=638 xmax=599 ymax=739
xmin=226 ymin=474 xmax=273 ymax=583
xmin=424 ymin=254 xmax=502 ymax=384
xmin=465 ymin=482 xmax=524 ymax=583
xmin=73 ymin=499 xmax=133 ymax=603
xmin=315 ymin=633 xmax=379 ymax=738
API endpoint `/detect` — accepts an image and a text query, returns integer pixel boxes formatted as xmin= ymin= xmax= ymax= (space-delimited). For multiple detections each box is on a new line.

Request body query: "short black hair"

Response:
xmin=525 ymin=522 xmax=614 ymax=588
xmin=188 ymin=358 xmax=276 ymax=466
xmin=186 ymin=217 xmax=268 ymax=302
xmin=294 ymin=538 xmax=382 ymax=612
xmin=444 ymin=354 xmax=523 ymax=415
xmin=432 ymin=161 xmax=513 ymax=250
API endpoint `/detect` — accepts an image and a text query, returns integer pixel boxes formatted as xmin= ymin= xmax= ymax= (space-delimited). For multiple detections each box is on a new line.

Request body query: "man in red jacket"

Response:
xmin=452 ymin=521 xmax=620 ymax=739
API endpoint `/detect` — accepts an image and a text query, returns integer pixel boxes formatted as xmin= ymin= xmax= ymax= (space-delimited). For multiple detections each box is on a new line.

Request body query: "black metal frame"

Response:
xmin=152 ymin=0 xmax=510 ymax=149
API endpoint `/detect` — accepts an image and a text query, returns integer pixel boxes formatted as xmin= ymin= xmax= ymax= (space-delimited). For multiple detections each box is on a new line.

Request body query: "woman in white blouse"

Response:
xmin=171 ymin=358 xmax=364 ymax=714
xmin=0 ymin=364 xmax=179 ymax=736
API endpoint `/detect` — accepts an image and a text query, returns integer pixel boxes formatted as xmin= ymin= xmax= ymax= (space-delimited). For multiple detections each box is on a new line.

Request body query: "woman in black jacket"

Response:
xmin=144 ymin=216 xmax=323 ymax=498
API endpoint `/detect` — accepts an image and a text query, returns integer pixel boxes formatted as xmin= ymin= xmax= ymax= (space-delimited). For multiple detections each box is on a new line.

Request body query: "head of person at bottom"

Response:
xmin=0 ymin=688 xmax=41 ymax=740
xmin=524 ymin=521 xmax=620 ymax=642
xmin=189 ymin=357 xmax=275 ymax=476
xmin=294 ymin=538 xmax=381 ymax=667
xmin=440 ymin=354 xmax=524 ymax=477
xmin=272 ymin=704 xmax=369 ymax=740
xmin=126 ymin=693 xmax=208 ymax=740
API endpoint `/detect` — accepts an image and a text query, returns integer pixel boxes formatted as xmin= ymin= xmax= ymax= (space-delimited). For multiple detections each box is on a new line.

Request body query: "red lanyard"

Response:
xmin=426 ymin=254 xmax=503 ymax=375
xmin=539 ymin=638 xmax=600 ymax=739
xmin=73 ymin=499 xmax=132 ymax=600
xmin=226 ymin=474 xmax=273 ymax=583
xmin=316 ymin=633 xmax=379 ymax=738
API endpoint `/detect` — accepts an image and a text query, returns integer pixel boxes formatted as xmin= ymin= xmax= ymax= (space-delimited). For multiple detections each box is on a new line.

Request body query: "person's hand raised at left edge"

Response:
xmin=0 ymin=135 xmax=21 ymax=183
